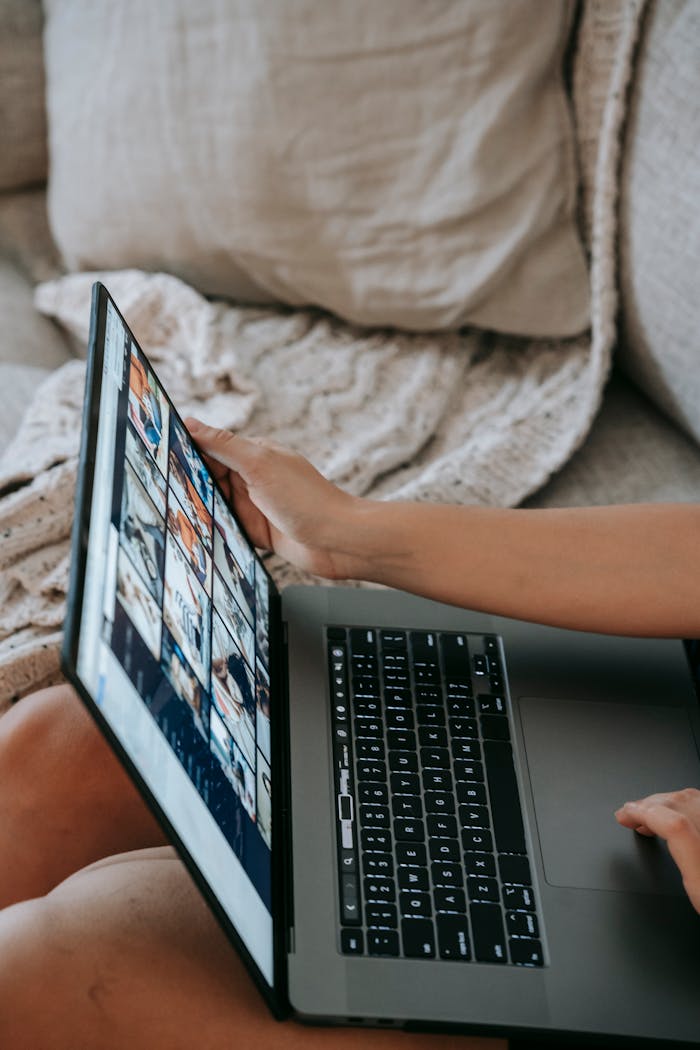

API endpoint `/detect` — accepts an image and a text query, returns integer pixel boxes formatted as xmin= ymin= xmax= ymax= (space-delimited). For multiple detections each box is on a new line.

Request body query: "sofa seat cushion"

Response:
xmin=526 ymin=372 xmax=700 ymax=508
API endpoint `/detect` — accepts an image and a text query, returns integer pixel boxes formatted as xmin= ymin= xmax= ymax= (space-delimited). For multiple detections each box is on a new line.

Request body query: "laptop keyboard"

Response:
xmin=328 ymin=626 xmax=545 ymax=967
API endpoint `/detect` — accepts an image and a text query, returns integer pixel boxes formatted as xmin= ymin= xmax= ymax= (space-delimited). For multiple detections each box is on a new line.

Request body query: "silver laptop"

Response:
xmin=63 ymin=283 xmax=700 ymax=1045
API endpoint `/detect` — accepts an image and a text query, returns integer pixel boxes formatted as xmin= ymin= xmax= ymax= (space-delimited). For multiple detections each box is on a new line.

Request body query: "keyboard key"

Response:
xmin=387 ymin=729 xmax=416 ymax=751
xmin=339 ymin=849 xmax=357 ymax=874
xmin=367 ymin=930 xmax=400 ymax=956
xmin=341 ymin=928 xmax=364 ymax=954
xmin=452 ymin=739 xmax=481 ymax=761
xmin=361 ymin=828 xmax=391 ymax=852
xmin=470 ymin=902 xmax=507 ymax=963
xmin=480 ymin=714 xmax=510 ymax=741
xmin=464 ymin=852 xmax=496 ymax=877
xmin=453 ymin=759 xmax=484 ymax=783
xmin=357 ymin=760 xmax=387 ymax=782
xmin=449 ymin=717 xmax=478 ymax=739
xmin=398 ymin=867 xmax=429 ymax=891
xmin=354 ymin=698 xmax=381 ymax=717
xmin=435 ymin=887 xmax=466 ymax=913
xmin=416 ymin=685 xmax=442 ymax=705
xmin=437 ymin=915 xmax=471 ymax=960
xmin=467 ymin=875 xmax=499 ymax=903
xmin=381 ymin=630 xmax=407 ymax=650
xmin=414 ymin=664 xmax=441 ymax=685
xmin=350 ymin=628 xmax=377 ymax=655
xmin=360 ymin=804 xmax=390 ymax=828
xmin=383 ymin=651 xmax=408 ymax=669
xmin=386 ymin=708 xmax=415 ymax=731
xmin=397 ymin=842 xmax=427 ymax=866
xmin=446 ymin=696 xmax=476 ymax=718
xmin=401 ymin=918 xmax=436 ymax=958
xmin=341 ymin=874 xmax=361 ymax=925
xmin=399 ymin=890 xmax=432 ymax=918
xmin=418 ymin=725 xmax=447 ymax=748
xmin=390 ymin=751 xmax=418 ymax=774
xmin=431 ymin=862 xmax=463 ymax=888
xmin=498 ymin=854 xmax=531 ymax=885
xmin=394 ymin=817 xmax=425 ymax=842
xmin=427 ymin=814 xmax=458 ymax=839
xmin=354 ymin=717 xmax=383 ymax=740
xmin=390 ymin=772 xmax=420 ymax=795
xmin=392 ymin=795 xmax=423 ymax=820
xmin=423 ymin=769 xmax=453 ymax=792
xmin=352 ymin=654 xmax=378 ymax=677
xmin=478 ymin=693 xmax=507 ymax=715
xmin=429 ymin=839 xmax=461 ymax=863
xmin=483 ymin=741 xmax=526 ymax=854
xmin=353 ymin=676 xmax=380 ymax=697
xmin=327 ymin=629 xmax=346 ymax=642
xmin=424 ymin=791 xmax=455 ymax=815
xmin=502 ymin=885 xmax=535 ymax=911
xmin=384 ymin=687 xmax=412 ymax=709
xmin=357 ymin=740 xmax=385 ymax=761
xmin=458 ymin=803 xmax=490 ymax=830
xmin=416 ymin=704 xmax=446 ymax=727
xmin=364 ymin=876 xmax=396 ymax=902
xmin=384 ymin=670 xmax=411 ymax=688
xmin=440 ymin=633 xmax=470 ymax=677
xmin=363 ymin=853 xmax=394 ymax=877
xmin=410 ymin=631 xmax=438 ymax=661
xmin=462 ymin=828 xmax=493 ymax=853
xmin=506 ymin=911 xmax=539 ymax=938
xmin=366 ymin=903 xmax=398 ymax=928
xmin=420 ymin=747 xmax=450 ymax=769
xmin=509 ymin=938 xmax=544 ymax=967
xmin=457 ymin=782 xmax=487 ymax=805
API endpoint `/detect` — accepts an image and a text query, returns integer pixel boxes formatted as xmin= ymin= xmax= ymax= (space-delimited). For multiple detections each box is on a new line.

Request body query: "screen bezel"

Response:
xmin=62 ymin=282 xmax=290 ymax=1019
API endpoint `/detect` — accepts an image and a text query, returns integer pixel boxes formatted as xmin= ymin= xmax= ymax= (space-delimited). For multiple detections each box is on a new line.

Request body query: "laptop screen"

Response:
xmin=69 ymin=287 xmax=275 ymax=988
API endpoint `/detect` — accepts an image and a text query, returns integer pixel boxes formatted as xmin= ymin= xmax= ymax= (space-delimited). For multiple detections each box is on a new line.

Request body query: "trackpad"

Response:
xmin=519 ymin=697 xmax=700 ymax=895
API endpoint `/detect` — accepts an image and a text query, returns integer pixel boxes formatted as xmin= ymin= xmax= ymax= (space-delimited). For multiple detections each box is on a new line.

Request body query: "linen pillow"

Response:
xmin=0 ymin=0 xmax=48 ymax=191
xmin=618 ymin=0 xmax=700 ymax=443
xmin=43 ymin=0 xmax=589 ymax=337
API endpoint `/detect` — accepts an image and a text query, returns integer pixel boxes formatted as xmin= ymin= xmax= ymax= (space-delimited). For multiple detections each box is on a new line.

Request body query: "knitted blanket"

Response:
xmin=0 ymin=0 xmax=645 ymax=709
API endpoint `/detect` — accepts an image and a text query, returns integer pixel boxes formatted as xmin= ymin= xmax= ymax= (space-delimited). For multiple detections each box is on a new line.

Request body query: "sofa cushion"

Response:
xmin=43 ymin=0 xmax=589 ymax=338
xmin=618 ymin=0 xmax=700 ymax=445
xmin=526 ymin=372 xmax=700 ymax=509
xmin=0 ymin=256 xmax=73 ymax=371
xmin=0 ymin=0 xmax=48 ymax=192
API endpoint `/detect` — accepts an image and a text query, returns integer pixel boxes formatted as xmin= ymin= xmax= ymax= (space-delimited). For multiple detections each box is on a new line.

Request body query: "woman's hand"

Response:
xmin=186 ymin=419 xmax=360 ymax=579
xmin=615 ymin=788 xmax=700 ymax=913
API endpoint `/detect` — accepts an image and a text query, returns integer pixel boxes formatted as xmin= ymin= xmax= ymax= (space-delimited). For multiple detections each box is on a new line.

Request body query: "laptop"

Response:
xmin=63 ymin=282 xmax=700 ymax=1046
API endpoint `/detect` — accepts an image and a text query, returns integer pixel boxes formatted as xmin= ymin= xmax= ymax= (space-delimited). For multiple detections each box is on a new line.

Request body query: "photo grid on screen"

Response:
xmin=103 ymin=342 xmax=272 ymax=906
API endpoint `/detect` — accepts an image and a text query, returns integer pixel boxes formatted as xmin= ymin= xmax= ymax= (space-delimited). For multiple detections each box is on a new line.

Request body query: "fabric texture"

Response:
xmin=0 ymin=0 xmax=48 ymax=192
xmin=0 ymin=0 xmax=647 ymax=710
xmin=44 ymin=0 xmax=590 ymax=338
xmin=617 ymin=0 xmax=700 ymax=444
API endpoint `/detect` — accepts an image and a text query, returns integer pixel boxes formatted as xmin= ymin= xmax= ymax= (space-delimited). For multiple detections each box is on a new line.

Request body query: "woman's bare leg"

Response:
xmin=0 ymin=847 xmax=505 ymax=1050
xmin=0 ymin=684 xmax=167 ymax=907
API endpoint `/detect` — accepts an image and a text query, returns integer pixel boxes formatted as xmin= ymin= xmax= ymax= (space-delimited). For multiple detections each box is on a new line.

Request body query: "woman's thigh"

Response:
xmin=0 ymin=847 xmax=504 ymax=1050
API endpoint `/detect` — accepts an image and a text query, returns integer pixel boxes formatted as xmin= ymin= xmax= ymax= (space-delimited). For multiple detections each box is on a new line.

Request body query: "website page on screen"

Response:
xmin=77 ymin=297 xmax=274 ymax=984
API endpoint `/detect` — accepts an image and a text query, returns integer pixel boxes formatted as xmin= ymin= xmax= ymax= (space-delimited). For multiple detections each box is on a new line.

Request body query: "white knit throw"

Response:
xmin=0 ymin=0 xmax=646 ymax=709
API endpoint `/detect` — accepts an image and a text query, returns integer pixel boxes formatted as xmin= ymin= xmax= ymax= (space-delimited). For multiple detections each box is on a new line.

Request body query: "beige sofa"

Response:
xmin=2 ymin=0 xmax=700 ymax=508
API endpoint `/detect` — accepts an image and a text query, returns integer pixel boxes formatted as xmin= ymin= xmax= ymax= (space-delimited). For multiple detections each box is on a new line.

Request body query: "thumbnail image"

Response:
xmin=213 ymin=530 xmax=254 ymax=628
xmin=232 ymin=740 xmax=256 ymax=821
xmin=171 ymin=415 xmax=214 ymax=514
xmin=256 ymin=661 xmax=271 ymax=764
xmin=210 ymin=707 xmax=236 ymax=786
xmin=255 ymin=563 xmax=269 ymax=667
xmin=257 ymin=751 xmax=271 ymax=848
xmin=120 ymin=461 xmax=165 ymax=604
xmin=116 ymin=545 xmax=162 ymax=658
xmin=211 ymin=611 xmax=256 ymax=768
xmin=169 ymin=449 xmax=212 ymax=552
xmin=214 ymin=490 xmax=255 ymax=585
xmin=163 ymin=533 xmax=211 ymax=688
xmin=213 ymin=570 xmax=255 ymax=670
xmin=167 ymin=491 xmax=212 ymax=593
xmin=161 ymin=628 xmax=209 ymax=742
xmin=127 ymin=347 xmax=169 ymax=477
xmin=125 ymin=426 xmax=167 ymax=517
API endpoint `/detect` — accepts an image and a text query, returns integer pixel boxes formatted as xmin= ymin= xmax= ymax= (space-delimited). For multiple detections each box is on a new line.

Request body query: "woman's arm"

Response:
xmin=187 ymin=420 xmax=700 ymax=638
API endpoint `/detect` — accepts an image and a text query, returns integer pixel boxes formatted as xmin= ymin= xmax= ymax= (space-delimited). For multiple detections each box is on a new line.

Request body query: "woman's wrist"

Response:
xmin=325 ymin=497 xmax=418 ymax=584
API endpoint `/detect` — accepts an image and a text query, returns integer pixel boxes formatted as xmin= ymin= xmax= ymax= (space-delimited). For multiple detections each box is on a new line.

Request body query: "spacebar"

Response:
xmin=483 ymin=741 xmax=526 ymax=853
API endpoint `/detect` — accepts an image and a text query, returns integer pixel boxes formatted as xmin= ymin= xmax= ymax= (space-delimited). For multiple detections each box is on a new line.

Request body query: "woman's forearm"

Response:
xmin=335 ymin=501 xmax=700 ymax=638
